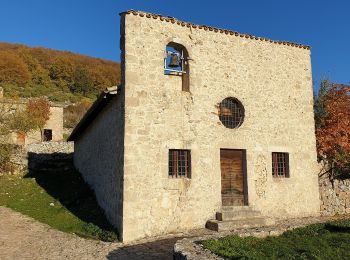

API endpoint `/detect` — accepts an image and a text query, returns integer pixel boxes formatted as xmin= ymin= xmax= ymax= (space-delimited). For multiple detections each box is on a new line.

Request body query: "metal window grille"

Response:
xmin=272 ymin=152 xmax=289 ymax=178
xmin=219 ymin=98 xmax=244 ymax=129
xmin=169 ymin=150 xmax=191 ymax=178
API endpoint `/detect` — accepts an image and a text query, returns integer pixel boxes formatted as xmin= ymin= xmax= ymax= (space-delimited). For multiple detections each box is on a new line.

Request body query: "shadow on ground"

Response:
xmin=325 ymin=223 xmax=350 ymax=233
xmin=25 ymin=152 xmax=117 ymax=237
xmin=106 ymin=237 xmax=180 ymax=260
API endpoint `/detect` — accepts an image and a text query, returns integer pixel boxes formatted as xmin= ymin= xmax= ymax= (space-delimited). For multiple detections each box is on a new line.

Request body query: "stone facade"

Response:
xmin=73 ymin=93 xmax=125 ymax=237
xmin=121 ymin=11 xmax=320 ymax=242
xmin=71 ymin=10 xmax=320 ymax=242
xmin=319 ymin=175 xmax=350 ymax=215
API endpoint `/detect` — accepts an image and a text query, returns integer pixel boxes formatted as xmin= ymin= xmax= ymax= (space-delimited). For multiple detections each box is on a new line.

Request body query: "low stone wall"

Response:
xmin=319 ymin=175 xmax=350 ymax=216
xmin=26 ymin=141 xmax=74 ymax=155
xmin=4 ymin=142 xmax=74 ymax=175
xmin=26 ymin=142 xmax=74 ymax=171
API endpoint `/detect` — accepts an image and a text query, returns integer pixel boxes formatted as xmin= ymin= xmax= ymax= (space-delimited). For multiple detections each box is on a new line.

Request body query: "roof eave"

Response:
xmin=67 ymin=86 xmax=119 ymax=141
xmin=120 ymin=10 xmax=311 ymax=50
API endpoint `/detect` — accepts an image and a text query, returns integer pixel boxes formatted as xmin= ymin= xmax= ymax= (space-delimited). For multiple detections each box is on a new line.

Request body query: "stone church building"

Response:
xmin=69 ymin=10 xmax=320 ymax=242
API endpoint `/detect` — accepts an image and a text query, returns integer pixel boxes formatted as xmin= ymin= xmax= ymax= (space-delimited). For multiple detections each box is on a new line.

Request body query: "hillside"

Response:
xmin=0 ymin=42 xmax=120 ymax=102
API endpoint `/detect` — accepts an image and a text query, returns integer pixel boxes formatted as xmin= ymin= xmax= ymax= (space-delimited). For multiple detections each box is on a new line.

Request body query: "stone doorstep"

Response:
xmin=206 ymin=217 xmax=274 ymax=232
xmin=207 ymin=206 xmax=275 ymax=232
xmin=216 ymin=208 xmax=261 ymax=221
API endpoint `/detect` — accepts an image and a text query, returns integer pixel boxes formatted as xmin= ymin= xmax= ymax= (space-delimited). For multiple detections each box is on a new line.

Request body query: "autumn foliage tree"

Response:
xmin=0 ymin=97 xmax=51 ymax=141
xmin=0 ymin=97 xmax=50 ymax=172
xmin=315 ymin=81 xmax=350 ymax=178
xmin=0 ymin=51 xmax=31 ymax=85
xmin=0 ymin=42 xmax=120 ymax=102
xmin=26 ymin=97 xmax=51 ymax=140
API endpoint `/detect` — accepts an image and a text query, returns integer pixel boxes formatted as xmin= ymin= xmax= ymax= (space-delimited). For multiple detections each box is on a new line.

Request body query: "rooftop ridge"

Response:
xmin=120 ymin=10 xmax=310 ymax=50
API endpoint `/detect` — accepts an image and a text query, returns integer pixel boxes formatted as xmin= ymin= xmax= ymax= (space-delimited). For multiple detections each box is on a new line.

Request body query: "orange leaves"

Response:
xmin=0 ymin=51 xmax=31 ymax=85
xmin=316 ymin=84 xmax=350 ymax=168
xmin=0 ymin=42 xmax=121 ymax=101
xmin=26 ymin=97 xmax=51 ymax=131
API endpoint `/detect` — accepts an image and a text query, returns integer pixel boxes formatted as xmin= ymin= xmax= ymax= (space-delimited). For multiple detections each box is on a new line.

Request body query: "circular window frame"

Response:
xmin=218 ymin=97 xmax=245 ymax=129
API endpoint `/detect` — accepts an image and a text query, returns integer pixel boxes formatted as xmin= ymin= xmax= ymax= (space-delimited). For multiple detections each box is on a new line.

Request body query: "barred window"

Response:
xmin=169 ymin=150 xmax=191 ymax=178
xmin=218 ymin=98 xmax=244 ymax=129
xmin=272 ymin=152 xmax=289 ymax=178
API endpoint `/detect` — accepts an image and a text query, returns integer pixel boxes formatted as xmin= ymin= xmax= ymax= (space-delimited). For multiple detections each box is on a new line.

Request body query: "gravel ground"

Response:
xmin=0 ymin=206 xmax=212 ymax=260
xmin=0 ymin=206 xmax=118 ymax=260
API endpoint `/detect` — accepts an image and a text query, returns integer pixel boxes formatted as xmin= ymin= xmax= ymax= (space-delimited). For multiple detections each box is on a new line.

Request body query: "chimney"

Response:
xmin=0 ymin=87 xmax=3 ymax=99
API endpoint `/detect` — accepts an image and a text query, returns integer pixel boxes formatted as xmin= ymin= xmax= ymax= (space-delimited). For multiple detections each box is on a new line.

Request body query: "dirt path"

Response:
xmin=0 ymin=206 xmax=211 ymax=260
xmin=0 ymin=206 xmax=119 ymax=260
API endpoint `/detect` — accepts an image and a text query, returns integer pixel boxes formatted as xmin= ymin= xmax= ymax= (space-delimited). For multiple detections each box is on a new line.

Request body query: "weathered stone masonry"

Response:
xmin=70 ymin=10 xmax=320 ymax=242
xmin=319 ymin=176 xmax=350 ymax=215
xmin=121 ymin=10 xmax=320 ymax=242
xmin=72 ymin=89 xmax=125 ymax=236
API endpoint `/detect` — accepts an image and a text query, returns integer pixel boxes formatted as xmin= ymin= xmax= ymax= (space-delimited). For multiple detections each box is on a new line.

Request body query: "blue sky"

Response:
xmin=0 ymin=0 xmax=349 ymax=89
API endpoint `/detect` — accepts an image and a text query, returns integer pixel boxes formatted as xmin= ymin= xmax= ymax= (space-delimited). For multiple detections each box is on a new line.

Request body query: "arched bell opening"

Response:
xmin=164 ymin=42 xmax=190 ymax=92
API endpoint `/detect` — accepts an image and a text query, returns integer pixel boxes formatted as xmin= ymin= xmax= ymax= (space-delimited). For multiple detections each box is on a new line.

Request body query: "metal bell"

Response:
xmin=221 ymin=107 xmax=232 ymax=116
xmin=168 ymin=53 xmax=180 ymax=68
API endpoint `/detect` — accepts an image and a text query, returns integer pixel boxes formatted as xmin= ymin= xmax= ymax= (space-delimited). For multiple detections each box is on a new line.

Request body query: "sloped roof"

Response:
xmin=120 ymin=10 xmax=310 ymax=50
xmin=68 ymin=86 xmax=119 ymax=141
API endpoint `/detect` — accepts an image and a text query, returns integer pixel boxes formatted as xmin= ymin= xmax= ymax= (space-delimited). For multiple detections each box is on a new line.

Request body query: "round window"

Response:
xmin=218 ymin=98 xmax=244 ymax=129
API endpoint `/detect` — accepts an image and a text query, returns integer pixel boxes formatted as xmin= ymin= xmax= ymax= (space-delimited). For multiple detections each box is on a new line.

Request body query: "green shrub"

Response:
xmin=99 ymin=230 xmax=118 ymax=242
xmin=82 ymin=222 xmax=117 ymax=242
xmin=63 ymin=133 xmax=70 ymax=141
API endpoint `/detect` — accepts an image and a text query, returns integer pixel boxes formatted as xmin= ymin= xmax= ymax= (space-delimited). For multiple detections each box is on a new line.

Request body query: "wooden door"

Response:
xmin=220 ymin=149 xmax=247 ymax=206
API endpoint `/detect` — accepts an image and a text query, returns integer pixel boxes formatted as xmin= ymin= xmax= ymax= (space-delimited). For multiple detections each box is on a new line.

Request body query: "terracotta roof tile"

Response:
xmin=120 ymin=10 xmax=310 ymax=50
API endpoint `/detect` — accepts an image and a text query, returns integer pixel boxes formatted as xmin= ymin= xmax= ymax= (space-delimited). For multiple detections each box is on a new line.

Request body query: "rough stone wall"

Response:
xmin=3 ymin=142 xmax=74 ymax=175
xmin=73 ymin=93 xmax=125 ymax=238
xmin=319 ymin=176 xmax=350 ymax=215
xmin=26 ymin=141 xmax=74 ymax=171
xmin=26 ymin=141 xmax=74 ymax=154
xmin=121 ymin=13 xmax=320 ymax=242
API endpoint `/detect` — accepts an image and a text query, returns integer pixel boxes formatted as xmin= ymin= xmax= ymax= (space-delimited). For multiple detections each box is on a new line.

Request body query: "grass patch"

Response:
xmin=202 ymin=220 xmax=350 ymax=259
xmin=0 ymin=166 xmax=118 ymax=242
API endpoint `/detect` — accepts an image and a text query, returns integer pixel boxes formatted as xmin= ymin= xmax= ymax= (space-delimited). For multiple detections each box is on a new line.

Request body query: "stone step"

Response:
xmin=221 ymin=206 xmax=256 ymax=212
xmin=206 ymin=217 xmax=273 ymax=232
xmin=216 ymin=209 xmax=261 ymax=221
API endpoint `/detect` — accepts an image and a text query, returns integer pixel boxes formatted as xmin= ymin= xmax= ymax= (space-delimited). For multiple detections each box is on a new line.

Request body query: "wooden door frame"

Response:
xmin=220 ymin=148 xmax=249 ymax=206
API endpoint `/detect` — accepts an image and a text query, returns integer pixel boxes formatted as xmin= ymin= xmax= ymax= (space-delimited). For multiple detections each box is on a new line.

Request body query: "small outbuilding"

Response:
xmin=0 ymin=87 xmax=63 ymax=145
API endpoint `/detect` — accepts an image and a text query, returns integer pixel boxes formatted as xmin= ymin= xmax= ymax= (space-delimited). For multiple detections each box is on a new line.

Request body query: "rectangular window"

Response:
xmin=169 ymin=149 xmax=191 ymax=178
xmin=272 ymin=152 xmax=289 ymax=178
